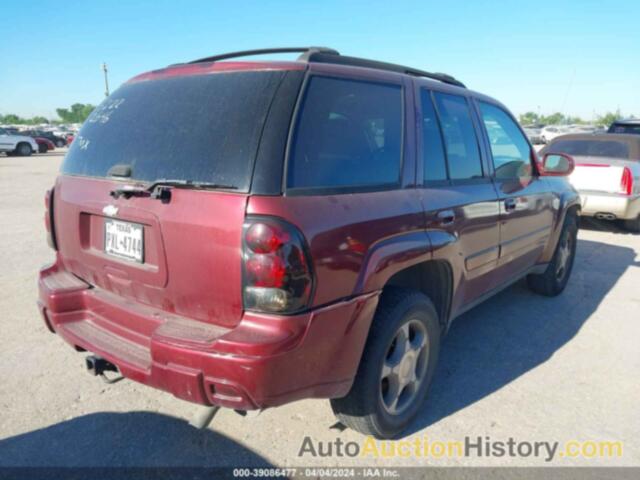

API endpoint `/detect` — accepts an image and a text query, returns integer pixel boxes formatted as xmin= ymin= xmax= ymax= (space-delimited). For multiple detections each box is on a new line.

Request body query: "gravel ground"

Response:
xmin=0 ymin=151 xmax=638 ymax=469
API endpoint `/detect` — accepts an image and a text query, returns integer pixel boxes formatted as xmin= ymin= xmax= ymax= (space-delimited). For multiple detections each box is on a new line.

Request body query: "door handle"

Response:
xmin=504 ymin=198 xmax=517 ymax=212
xmin=437 ymin=209 xmax=456 ymax=226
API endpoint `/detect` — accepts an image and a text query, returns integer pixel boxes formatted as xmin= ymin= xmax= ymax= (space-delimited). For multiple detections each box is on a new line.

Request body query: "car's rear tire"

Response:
xmin=38 ymin=143 xmax=47 ymax=154
xmin=330 ymin=288 xmax=441 ymax=438
xmin=623 ymin=215 xmax=640 ymax=233
xmin=55 ymin=139 xmax=65 ymax=148
xmin=527 ymin=212 xmax=578 ymax=296
xmin=15 ymin=142 xmax=32 ymax=157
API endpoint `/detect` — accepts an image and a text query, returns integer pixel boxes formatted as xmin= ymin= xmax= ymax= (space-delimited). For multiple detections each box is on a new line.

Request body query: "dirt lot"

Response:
xmin=0 ymin=151 xmax=638 ymax=468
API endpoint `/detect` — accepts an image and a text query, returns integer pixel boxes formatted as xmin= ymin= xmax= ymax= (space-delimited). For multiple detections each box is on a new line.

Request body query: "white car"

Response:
xmin=523 ymin=126 xmax=543 ymax=144
xmin=540 ymin=125 xmax=571 ymax=144
xmin=541 ymin=133 xmax=640 ymax=232
xmin=0 ymin=127 xmax=39 ymax=156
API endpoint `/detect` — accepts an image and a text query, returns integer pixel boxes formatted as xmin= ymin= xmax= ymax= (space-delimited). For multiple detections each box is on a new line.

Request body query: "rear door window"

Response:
xmin=287 ymin=76 xmax=403 ymax=190
xmin=479 ymin=102 xmax=533 ymax=179
xmin=432 ymin=92 xmax=483 ymax=180
xmin=420 ymin=90 xmax=448 ymax=182
xmin=61 ymin=71 xmax=285 ymax=192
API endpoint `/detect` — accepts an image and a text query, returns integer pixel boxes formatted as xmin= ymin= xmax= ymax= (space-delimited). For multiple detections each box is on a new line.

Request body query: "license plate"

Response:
xmin=104 ymin=219 xmax=144 ymax=263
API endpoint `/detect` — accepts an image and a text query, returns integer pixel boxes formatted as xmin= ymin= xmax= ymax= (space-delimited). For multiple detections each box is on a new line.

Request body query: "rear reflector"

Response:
xmin=242 ymin=217 xmax=313 ymax=313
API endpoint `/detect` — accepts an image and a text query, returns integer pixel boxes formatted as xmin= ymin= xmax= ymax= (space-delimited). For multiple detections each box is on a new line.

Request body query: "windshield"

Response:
xmin=550 ymin=139 xmax=630 ymax=159
xmin=61 ymin=71 xmax=285 ymax=192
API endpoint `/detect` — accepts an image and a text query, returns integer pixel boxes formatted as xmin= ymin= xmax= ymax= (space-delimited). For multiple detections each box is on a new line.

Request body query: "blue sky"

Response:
xmin=1 ymin=0 xmax=638 ymax=120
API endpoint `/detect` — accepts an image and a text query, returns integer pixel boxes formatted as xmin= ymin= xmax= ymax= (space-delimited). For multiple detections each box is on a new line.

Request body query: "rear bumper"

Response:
xmin=38 ymin=262 xmax=379 ymax=410
xmin=579 ymin=191 xmax=640 ymax=220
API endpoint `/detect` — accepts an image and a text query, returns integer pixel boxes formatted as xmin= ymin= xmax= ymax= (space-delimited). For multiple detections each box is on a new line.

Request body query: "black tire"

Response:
xmin=623 ymin=215 xmax=640 ymax=233
xmin=38 ymin=143 xmax=47 ymax=154
xmin=330 ymin=288 xmax=441 ymax=438
xmin=55 ymin=139 xmax=65 ymax=148
xmin=15 ymin=142 xmax=32 ymax=157
xmin=527 ymin=212 xmax=578 ymax=296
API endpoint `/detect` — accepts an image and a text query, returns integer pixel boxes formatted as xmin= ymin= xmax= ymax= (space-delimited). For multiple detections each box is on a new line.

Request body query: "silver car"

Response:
xmin=541 ymin=133 xmax=640 ymax=232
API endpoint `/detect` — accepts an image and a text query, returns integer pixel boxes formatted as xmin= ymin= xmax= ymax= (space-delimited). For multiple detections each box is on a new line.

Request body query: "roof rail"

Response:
xmin=185 ymin=47 xmax=465 ymax=88
xmin=303 ymin=51 xmax=466 ymax=88
xmin=187 ymin=47 xmax=338 ymax=65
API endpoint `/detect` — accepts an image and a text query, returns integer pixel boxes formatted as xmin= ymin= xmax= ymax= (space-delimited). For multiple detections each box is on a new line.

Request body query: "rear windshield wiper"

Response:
xmin=110 ymin=179 xmax=238 ymax=200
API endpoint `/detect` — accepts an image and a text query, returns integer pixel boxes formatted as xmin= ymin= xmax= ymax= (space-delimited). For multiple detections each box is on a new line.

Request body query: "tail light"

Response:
xmin=620 ymin=167 xmax=633 ymax=195
xmin=44 ymin=188 xmax=57 ymax=250
xmin=242 ymin=217 xmax=313 ymax=313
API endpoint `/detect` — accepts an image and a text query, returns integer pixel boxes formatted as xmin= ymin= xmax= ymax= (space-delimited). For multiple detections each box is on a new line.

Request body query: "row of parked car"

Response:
xmin=523 ymin=123 xmax=607 ymax=145
xmin=0 ymin=126 xmax=76 ymax=156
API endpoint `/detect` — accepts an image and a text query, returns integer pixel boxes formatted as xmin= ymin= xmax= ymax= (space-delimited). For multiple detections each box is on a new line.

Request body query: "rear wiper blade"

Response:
xmin=109 ymin=179 xmax=238 ymax=200
xmin=146 ymin=179 xmax=239 ymax=192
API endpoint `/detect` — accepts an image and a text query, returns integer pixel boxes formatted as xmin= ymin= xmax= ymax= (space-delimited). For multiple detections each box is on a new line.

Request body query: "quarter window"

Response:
xmin=479 ymin=102 xmax=532 ymax=179
xmin=433 ymin=93 xmax=483 ymax=180
xmin=420 ymin=90 xmax=448 ymax=182
xmin=288 ymin=76 xmax=403 ymax=190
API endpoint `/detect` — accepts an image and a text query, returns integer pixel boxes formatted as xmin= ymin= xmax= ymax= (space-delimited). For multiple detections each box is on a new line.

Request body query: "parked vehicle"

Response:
xmin=0 ymin=127 xmax=39 ymax=156
xmin=65 ymin=133 xmax=75 ymax=145
xmin=38 ymin=47 xmax=579 ymax=438
xmin=608 ymin=119 xmax=640 ymax=135
xmin=34 ymin=137 xmax=55 ymax=153
xmin=567 ymin=124 xmax=604 ymax=134
xmin=541 ymin=125 xmax=571 ymax=143
xmin=542 ymin=133 xmax=640 ymax=231
xmin=523 ymin=126 xmax=543 ymax=144
xmin=22 ymin=129 xmax=68 ymax=148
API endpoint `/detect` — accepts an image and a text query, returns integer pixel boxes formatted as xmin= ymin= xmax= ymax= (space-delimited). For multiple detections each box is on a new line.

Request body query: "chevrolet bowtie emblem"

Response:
xmin=102 ymin=205 xmax=119 ymax=217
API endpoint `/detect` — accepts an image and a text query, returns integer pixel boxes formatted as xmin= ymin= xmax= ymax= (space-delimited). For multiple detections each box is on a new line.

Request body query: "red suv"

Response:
xmin=38 ymin=47 xmax=579 ymax=438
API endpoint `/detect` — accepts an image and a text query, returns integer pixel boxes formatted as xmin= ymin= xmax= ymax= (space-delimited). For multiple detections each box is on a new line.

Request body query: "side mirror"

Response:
xmin=539 ymin=152 xmax=575 ymax=176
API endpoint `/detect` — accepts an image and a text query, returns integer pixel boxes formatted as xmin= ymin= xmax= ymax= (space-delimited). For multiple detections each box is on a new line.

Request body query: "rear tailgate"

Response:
xmin=52 ymin=68 xmax=292 ymax=328
xmin=569 ymin=157 xmax=636 ymax=194
xmin=54 ymin=175 xmax=248 ymax=328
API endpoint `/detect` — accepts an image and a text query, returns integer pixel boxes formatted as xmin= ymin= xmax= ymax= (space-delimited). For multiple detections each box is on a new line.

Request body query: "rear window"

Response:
xmin=549 ymin=139 xmax=630 ymax=159
xmin=61 ymin=71 xmax=285 ymax=192
xmin=608 ymin=123 xmax=640 ymax=135
xmin=287 ymin=76 xmax=403 ymax=190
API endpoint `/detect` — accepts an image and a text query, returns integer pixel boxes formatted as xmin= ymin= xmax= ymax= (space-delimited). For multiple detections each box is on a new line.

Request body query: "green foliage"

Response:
xmin=31 ymin=116 xmax=50 ymax=125
xmin=519 ymin=109 xmax=631 ymax=127
xmin=0 ymin=113 xmax=24 ymax=124
xmin=519 ymin=111 xmax=540 ymax=125
xmin=596 ymin=110 xmax=623 ymax=127
xmin=1 ymin=103 xmax=95 ymax=125
xmin=55 ymin=103 xmax=95 ymax=123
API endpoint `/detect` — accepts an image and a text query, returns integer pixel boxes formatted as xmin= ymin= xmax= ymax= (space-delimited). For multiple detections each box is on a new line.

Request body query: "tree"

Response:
xmin=55 ymin=103 xmax=95 ymax=123
xmin=1 ymin=114 xmax=24 ymax=124
xmin=541 ymin=112 xmax=566 ymax=125
xmin=30 ymin=116 xmax=49 ymax=125
xmin=596 ymin=110 xmax=622 ymax=127
xmin=519 ymin=111 xmax=540 ymax=125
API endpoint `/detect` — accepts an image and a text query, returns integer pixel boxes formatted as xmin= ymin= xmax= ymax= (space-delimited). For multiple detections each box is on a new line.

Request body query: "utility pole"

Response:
xmin=102 ymin=62 xmax=110 ymax=97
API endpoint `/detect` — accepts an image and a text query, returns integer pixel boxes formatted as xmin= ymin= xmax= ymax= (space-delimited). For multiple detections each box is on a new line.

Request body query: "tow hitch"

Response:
xmin=85 ymin=355 xmax=124 ymax=384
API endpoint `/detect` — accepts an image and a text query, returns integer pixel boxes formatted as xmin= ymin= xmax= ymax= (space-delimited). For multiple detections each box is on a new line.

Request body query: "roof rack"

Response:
xmin=186 ymin=47 xmax=465 ymax=88
xmin=187 ymin=47 xmax=339 ymax=65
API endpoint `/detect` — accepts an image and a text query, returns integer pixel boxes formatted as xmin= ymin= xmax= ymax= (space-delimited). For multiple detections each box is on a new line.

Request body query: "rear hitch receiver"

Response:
xmin=85 ymin=355 xmax=124 ymax=384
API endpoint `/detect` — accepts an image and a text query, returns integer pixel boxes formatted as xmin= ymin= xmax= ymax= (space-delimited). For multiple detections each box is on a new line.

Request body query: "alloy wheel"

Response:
xmin=379 ymin=319 xmax=430 ymax=415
